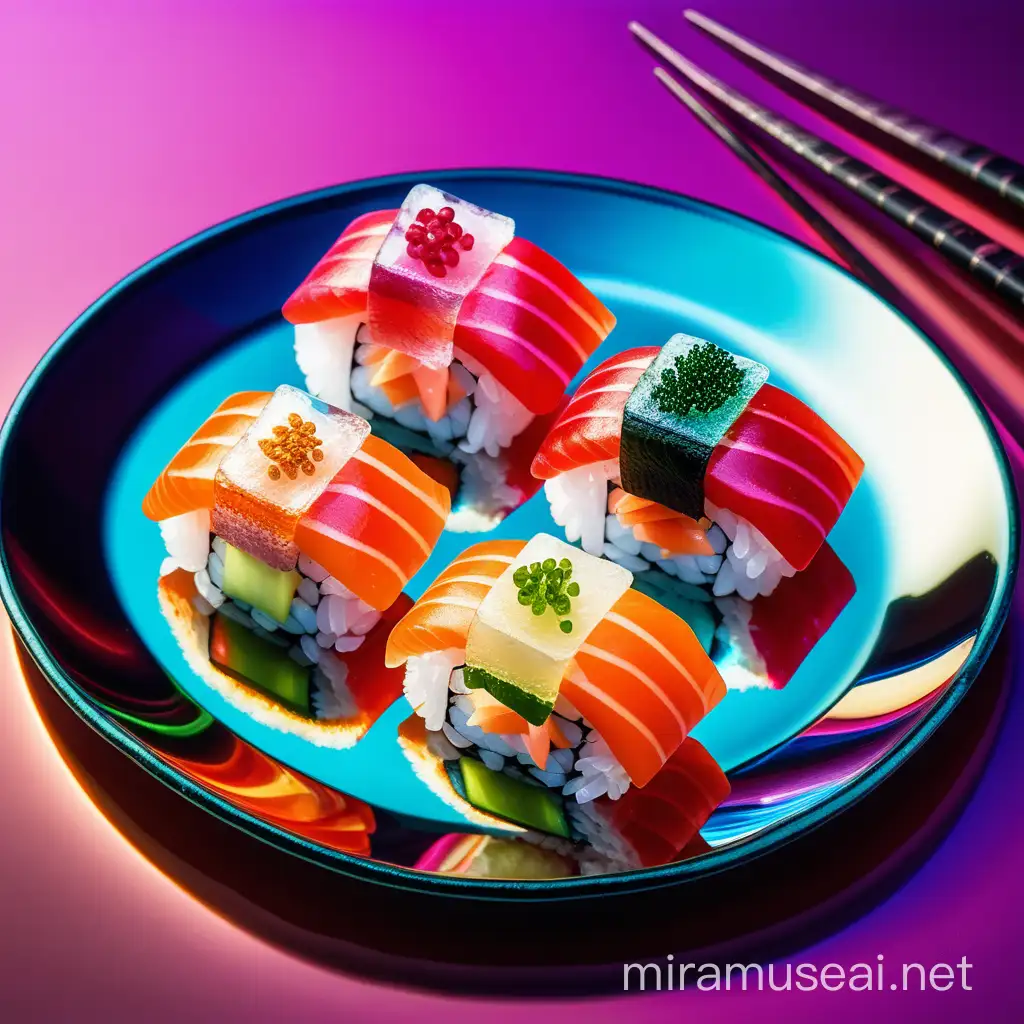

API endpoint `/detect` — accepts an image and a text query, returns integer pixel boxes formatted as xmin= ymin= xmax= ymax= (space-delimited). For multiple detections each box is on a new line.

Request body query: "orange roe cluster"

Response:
xmin=258 ymin=413 xmax=325 ymax=480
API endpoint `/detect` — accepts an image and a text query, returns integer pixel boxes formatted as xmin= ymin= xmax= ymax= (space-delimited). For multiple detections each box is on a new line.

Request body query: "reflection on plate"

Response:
xmin=1 ymin=171 xmax=1017 ymax=896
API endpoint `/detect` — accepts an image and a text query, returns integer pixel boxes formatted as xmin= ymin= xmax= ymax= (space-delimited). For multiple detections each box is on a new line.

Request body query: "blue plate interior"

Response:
xmin=2 ymin=170 xmax=1017 ymax=894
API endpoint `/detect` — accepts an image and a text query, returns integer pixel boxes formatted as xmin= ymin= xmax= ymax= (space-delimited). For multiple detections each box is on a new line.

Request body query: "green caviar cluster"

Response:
xmin=652 ymin=341 xmax=746 ymax=417
xmin=513 ymin=558 xmax=580 ymax=634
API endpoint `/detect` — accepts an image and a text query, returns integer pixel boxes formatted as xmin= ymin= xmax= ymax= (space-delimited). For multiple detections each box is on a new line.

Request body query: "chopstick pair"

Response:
xmin=629 ymin=19 xmax=1024 ymax=311
xmin=683 ymin=10 xmax=1024 ymax=215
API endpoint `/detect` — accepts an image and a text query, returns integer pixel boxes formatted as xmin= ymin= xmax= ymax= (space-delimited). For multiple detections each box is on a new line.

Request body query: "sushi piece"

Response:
xmin=385 ymin=534 xmax=727 ymax=864
xmin=145 ymin=384 xmax=449 ymax=724
xmin=158 ymin=565 xmax=411 ymax=747
xmin=715 ymin=542 xmax=856 ymax=690
xmin=532 ymin=334 xmax=864 ymax=599
xmin=283 ymin=183 xmax=616 ymax=461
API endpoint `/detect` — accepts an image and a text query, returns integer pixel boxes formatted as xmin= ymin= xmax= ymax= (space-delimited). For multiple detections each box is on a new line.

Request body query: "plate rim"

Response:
xmin=1 ymin=167 xmax=1018 ymax=899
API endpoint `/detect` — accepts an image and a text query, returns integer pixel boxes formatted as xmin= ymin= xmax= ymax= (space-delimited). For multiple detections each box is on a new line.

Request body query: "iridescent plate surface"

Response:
xmin=0 ymin=170 xmax=1017 ymax=897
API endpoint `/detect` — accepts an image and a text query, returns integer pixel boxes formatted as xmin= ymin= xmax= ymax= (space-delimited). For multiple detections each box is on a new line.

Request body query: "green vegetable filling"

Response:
xmin=457 ymin=756 xmax=570 ymax=838
xmin=513 ymin=557 xmax=580 ymax=634
xmin=221 ymin=543 xmax=300 ymax=624
xmin=462 ymin=666 xmax=556 ymax=727
xmin=209 ymin=611 xmax=311 ymax=715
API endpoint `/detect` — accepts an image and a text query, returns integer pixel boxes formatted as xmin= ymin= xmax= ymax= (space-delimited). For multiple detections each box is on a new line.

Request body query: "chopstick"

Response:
xmin=684 ymin=9 xmax=1024 ymax=215
xmin=648 ymin=66 xmax=896 ymax=301
xmin=628 ymin=22 xmax=1024 ymax=311
xmin=639 ymin=62 xmax=1024 ymax=447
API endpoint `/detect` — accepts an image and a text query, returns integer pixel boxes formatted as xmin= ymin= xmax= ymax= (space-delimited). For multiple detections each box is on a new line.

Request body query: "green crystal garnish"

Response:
xmin=651 ymin=341 xmax=746 ymax=418
xmin=513 ymin=557 xmax=579 ymax=634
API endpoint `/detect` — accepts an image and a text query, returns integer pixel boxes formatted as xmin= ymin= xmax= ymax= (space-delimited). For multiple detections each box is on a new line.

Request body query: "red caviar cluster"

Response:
xmin=404 ymin=206 xmax=476 ymax=278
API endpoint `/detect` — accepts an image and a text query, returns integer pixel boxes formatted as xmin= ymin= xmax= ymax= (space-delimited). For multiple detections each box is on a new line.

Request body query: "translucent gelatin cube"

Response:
xmin=368 ymin=184 xmax=515 ymax=370
xmin=620 ymin=334 xmax=769 ymax=519
xmin=212 ymin=385 xmax=370 ymax=570
xmin=465 ymin=534 xmax=632 ymax=725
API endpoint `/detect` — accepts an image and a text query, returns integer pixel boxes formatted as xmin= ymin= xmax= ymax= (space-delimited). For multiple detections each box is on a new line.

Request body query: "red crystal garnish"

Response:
xmin=403 ymin=205 xmax=470 ymax=278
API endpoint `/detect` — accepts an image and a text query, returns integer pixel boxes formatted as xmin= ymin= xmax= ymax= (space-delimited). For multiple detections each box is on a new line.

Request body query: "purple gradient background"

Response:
xmin=1 ymin=0 xmax=1022 ymax=1019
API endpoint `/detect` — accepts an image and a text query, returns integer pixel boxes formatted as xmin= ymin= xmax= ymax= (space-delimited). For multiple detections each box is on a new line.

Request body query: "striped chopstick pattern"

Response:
xmin=685 ymin=9 xmax=1024 ymax=213
xmin=630 ymin=22 xmax=1024 ymax=308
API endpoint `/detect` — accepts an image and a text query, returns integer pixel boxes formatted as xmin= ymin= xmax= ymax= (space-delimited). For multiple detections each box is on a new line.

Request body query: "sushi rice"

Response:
xmin=298 ymin=322 xmax=534 ymax=459
xmin=158 ymin=508 xmax=371 ymax=721
xmin=404 ymin=652 xmax=636 ymax=818
xmin=544 ymin=467 xmax=797 ymax=600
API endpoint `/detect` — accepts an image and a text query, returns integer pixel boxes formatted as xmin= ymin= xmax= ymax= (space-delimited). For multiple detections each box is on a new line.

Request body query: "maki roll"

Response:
xmin=282 ymin=184 xmax=615 ymax=459
xmin=386 ymin=534 xmax=729 ymax=871
xmin=144 ymin=385 xmax=450 ymax=729
xmin=532 ymin=334 xmax=864 ymax=599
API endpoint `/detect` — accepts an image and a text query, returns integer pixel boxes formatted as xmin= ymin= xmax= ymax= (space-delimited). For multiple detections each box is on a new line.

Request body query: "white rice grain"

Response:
xmin=404 ymin=649 xmax=463 ymax=732
xmin=194 ymin=569 xmax=224 ymax=609
xmin=333 ymin=635 xmax=365 ymax=653
xmin=298 ymin=554 xmax=330 ymax=583
xmin=294 ymin=315 xmax=361 ymax=411
xmin=544 ymin=465 xmax=614 ymax=556
xmin=299 ymin=634 xmax=322 ymax=665
xmin=479 ymin=750 xmax=505 ymax=772
xmin=159 ymin=509 xmax=211 ymax=573
xmin=320 ymin=576 xmax=356 ymax=598
xmin=297 ymin=578 xmax=320 ymax=607
xmin=250 ymin=608 xmax=280 ymax=632
xmin=290 ymin=597 xmax=318 ymax=633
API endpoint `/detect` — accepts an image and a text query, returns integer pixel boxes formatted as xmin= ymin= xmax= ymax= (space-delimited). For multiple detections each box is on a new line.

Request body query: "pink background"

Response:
xmin=1 ymin=0 xmax=1022 ymax=1019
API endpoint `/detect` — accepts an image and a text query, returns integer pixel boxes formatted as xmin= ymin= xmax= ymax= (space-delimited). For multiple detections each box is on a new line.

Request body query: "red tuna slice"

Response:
xmin=705 ymin=384 xmax=864 ymax=571
xmin=455 ymin=237 xmax=617 ymax=417
xmin=529 ymin=347 xmax=658 ymax=479
xmin=282 ymin=209 xmax=395 ymax=324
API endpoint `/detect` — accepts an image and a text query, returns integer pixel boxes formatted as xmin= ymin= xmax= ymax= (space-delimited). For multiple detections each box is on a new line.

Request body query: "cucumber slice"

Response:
xmin=457 ymin=756 xmax=570 ymax=838
xmin=209 ymin=612 xmax=311 ymax=715
xmin=221 ymin=543 xmax=300 ymax=623
xmin=463 ymin=665 xmax=555 ymax=727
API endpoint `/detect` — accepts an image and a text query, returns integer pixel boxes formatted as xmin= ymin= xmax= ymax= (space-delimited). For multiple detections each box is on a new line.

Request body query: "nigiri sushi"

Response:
xmin=282 ymin=184 xmax=615 ymax=462
xmin=532 ymin=334 xmax=864 ymax=599
xmin=385 ymin=534 xmax=726 ymax=861
xmin=144 ymin=384 xmax=450 ymax=722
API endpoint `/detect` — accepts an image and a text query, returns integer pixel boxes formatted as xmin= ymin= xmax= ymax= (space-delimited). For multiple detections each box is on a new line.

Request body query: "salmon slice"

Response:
xmin=530 ymin=348 xmax=658 ymax=480
xmin=285 ymin=206 xmax=612 ymax=422
xmin=294 ymin=434 xmax=452 ymax=611
xmin=563 ymin=588 xmax=726 ymax=788
xmin=633 ymin=519 xmax=713 ymax=557
xmin=409 ymin=454 xmax=460 ymax=504
xmin=608 ymin=489 xmax=713 ymax=556
xmin=465 ymin=689 xmax=565 ymax=769
xmin=142 ymin=391 xmax=271 ymax=521
xmin=384 ymin=540 xmax=526 ymax=667
xmin=370 ymin=350 xmax=420 ymax=386
xmin=412 ymin=365 xmax=450 ymax=421
xmin=377 ymin=373 xmax=421 ymax=408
